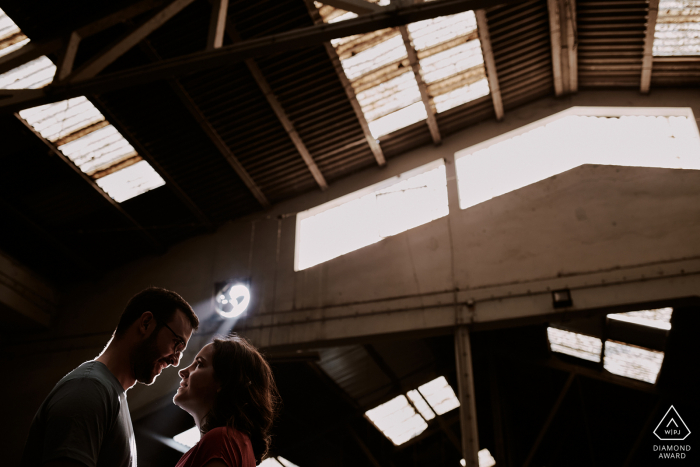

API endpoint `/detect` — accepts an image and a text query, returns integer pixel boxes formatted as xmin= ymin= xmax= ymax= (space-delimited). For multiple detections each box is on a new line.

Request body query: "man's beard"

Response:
xmin=133 ymin=330 xmax=164 ymax=385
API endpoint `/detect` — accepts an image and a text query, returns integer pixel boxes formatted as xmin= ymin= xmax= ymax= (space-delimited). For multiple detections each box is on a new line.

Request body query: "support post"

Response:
xmin=640 ymin=0 xmax=660 ymax=94
xmin=547 ymin=0 xmax=577 ymax=95
xmin=455 ymin=326 xmax=479 ymax=467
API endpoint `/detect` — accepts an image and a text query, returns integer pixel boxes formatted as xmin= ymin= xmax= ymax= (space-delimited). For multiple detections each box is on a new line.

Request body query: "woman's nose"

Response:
xmin=179 ymin=367 xmax=188 ymax=378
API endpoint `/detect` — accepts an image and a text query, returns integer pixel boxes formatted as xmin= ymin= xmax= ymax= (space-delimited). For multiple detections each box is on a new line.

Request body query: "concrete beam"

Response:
xmin=640 ymin=0 xmax=660 ymax=94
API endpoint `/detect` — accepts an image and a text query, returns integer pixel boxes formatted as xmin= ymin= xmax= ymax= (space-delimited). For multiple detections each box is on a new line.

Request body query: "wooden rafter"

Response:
xmin=207 ymin=0 xmax=229 ymax=50
xmin=305 ymin=1 xmax=386 ymax=166
xmin=224 ymin=22 xmax=328 ymax=190
xmin=0 ymin=0 xmax=529 ymax=113
xmin=640 ymin=0 xmax=660 ymax=94
xmin=475 ymin=10 xmax=504 ymax=120
xmin=547 ymin=0 xmax=577 ymax=95
xmin=13 ymin=114 xmax=162 ymax=252
xmin=68 ymin=0 xmax=197 ymax=82
xmin=400 ymin=25 xmax=442 ymax=145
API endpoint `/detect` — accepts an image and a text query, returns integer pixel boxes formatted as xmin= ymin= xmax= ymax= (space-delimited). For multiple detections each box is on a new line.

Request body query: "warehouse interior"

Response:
xmin=1 ymin=0 xmax=699 ymax=466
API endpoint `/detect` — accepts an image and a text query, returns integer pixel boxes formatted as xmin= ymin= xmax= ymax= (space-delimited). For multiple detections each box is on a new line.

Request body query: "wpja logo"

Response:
xmin=653 ymin=405 xmax=691 ymax=460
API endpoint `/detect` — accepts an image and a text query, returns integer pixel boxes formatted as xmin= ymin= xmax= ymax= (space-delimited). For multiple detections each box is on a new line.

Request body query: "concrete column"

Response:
xmin=455 ymin=325 xmax=479 ymax=467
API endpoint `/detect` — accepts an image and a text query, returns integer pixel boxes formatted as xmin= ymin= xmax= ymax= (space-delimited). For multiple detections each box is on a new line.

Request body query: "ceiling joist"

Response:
xmin=547 ymin=0 xmax=577 ymax=96
xmin=475 ymin=9 xmax=504 ymax=121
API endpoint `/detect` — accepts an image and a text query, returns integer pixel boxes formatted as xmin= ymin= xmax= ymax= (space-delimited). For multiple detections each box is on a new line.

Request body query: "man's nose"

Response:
xmin=169 ymin=352 xmax=182 ymax=367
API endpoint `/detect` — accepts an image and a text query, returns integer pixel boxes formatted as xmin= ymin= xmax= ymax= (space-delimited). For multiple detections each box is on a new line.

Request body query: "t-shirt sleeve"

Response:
xmin=40 ymin=378 xmax=118 ymax=467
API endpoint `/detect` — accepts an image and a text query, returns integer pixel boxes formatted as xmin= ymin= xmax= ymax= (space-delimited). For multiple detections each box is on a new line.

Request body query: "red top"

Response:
xmin=175 ymin=427 xmax=256 ymax=467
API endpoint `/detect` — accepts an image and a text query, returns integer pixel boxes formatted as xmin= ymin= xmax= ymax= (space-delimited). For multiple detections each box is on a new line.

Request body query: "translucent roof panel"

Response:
xmin=364 ymin=395 xmax=428 ymax=445
xmin=276 ymin=457 xmax=300 ymax=467
xmin=0 ymin=56 xmax=55 ymax=89
xmin=419 ymin=40 xmax=484 ymax=84
xmin=59 ymin=125 xmax=138 ymax=176
xmin=96 ymin=160 xmax=165 ymax=203
xmin=604 ymin=341 xmax=665 ymax=384
xmin=341 ymin=34 xmax=407 ymax=81
xmin=0 ymin=36 xmax=28 ymax=59
xmin=416 ymin=376 xmax=460 ymax=416
xmin=19 ymin=97 xmax=105 ymax=143
xmin=547 ymin=327 xmax=602 ymax=362
xmin=608 ymin=307 xmax=673 ymax=330
xmin=406 ymin=389 xmax=436 ymax=421
xmin=433 ymin=78 xmax=489 ymax=113
xmin=173 ymin=426 xmax=200 ymax=448
xmin=455 ymin=112 xmax=700 ymax=209
xmin=368 ymin=101 xmax=428 ymax=138
xmin=408 ymin=11 xmax=478 ymax=51
xmin=296 ymin=159 xmax=447 ymax=270
xmin=0 ymin=7 xmax=26 ymax=59
xmin=356 ymin=71 xmax=422 ymax=122
xmin=654 ymin=0 xmax=700 ymax=56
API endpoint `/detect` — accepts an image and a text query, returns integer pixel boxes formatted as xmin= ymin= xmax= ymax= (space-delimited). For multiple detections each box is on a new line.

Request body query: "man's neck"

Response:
xmin=96 ymin=338 xmax=137 ymax=391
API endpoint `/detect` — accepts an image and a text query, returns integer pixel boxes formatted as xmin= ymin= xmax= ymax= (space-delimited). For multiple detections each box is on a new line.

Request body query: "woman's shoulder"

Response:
xmin=202 ymin=426 xmax=252 ymax=448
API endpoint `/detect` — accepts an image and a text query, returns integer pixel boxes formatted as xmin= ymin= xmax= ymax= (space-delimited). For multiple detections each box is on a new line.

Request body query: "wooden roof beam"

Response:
xmin=321 ymin=0 xmax=384 ymax=14
xmin=206 ymin=0 xmax=228 ymax=51
xmin=475 ymin=10 xmax=504 ymax=121
xmin=68 ymin=0 xmax=197 ymax=82
xmin=640 ymin=0 xmax=660 ymax=94
xmin=0 ymin=0 xmax=529 ymax=112
xmin=306 ymin=1 xmax=386 ymax=166
xmin=224 ymin=21 xmax=328 ymax=191
xmin=547 ymin=0 xmax=577 ymax=95
xmin=400 ymin=25 xmax=442 ymax=145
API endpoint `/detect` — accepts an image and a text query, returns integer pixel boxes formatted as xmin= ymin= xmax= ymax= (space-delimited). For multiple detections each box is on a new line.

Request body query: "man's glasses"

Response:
xmin=161 ymin=322 xmax=187 ymax=353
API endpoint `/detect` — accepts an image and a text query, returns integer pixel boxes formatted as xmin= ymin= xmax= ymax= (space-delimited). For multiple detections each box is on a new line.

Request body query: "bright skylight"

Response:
xmin=547 ymin=327 xmax=602 ymax=362
xmin=654 ymin=0 xmax=700 ymax=56
xmin=407 ymin=389 xmax=436 ymax=420
xmin=455 ymin=108 xmax=700 ymax=209
xmin=0 ymin=11 xmax=164 ymax=203
xmin=173 ymin=426 xmax=200 ymax=448
xmin=603 ymin=340 xmax=665 ymax=384
xmin=316 ymin=3 xmax=489 ymax=138
xmin=460 ymin=449 xmax=497 ymax=467
xmin=416 ymin=376 xmax=460 ymax=416
xmin=608 ymin=307 xmax=673 ymax=330
xmin=365 ymin=395 xmax=429 ymax=445
xmin=295 ymin=159 xmax=448 ymax=270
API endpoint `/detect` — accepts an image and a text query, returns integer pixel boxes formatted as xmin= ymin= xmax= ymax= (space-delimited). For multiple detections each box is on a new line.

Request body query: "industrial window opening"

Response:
xmin=455 ymin=107 xmax=700 ymax=210
xmin=295 ymin=159 xmax=448 ymax=271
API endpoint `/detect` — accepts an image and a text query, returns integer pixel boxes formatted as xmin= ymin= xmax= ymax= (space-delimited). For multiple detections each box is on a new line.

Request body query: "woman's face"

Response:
xmin=173 ymin=343 xmax=220 ymax=417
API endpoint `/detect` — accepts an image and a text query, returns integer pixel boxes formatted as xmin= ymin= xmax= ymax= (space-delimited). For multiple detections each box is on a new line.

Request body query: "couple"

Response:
xmin=21 ymin=287 xmax=278 ymax=467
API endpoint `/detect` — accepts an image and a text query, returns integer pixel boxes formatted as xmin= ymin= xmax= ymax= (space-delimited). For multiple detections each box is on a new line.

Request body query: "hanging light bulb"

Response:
xmin=215 ymin=283 xmax=251 ymax=318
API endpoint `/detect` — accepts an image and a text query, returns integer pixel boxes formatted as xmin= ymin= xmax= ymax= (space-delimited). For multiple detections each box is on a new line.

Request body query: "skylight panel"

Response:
xmin=603 ymin=341 xmax=664 ymax=384
xmin=173 ymin=426 xmax=200 ymax=448
xmin=433 ymin=78 xmax=490 ymax=113
xmin=547 ymin=327 xmax=602 ymax=362
xmin=406 ymin=389 xmax=436 ymax=421
xmin=19 ymin=97 xmax=105 ymax=143
xmin=59 ymin=125 xmax=138 ymax=176
xmin=295 ymin=159 xmax=447 ymax=270
xmin=654 ymin=0 xmax=700 ymax=56
xmin=419 ymin=40 xmax=484 ymax=84
xmin=368 ymin=101 xmax=428 ymax=138
xmin=96 ymin=160 xmax=165 ymax=203
xmin=416 ymin=376 xmax=460 ymax=416
xmin=408 ymin=11 xmax=478 ymax=51
xmin=608 ymin=308 xmax=673 ymax=330
xmin=0 ymin=36 xmax=28 ymax=58
xmin=364 ymin=395 xmax=428 ymax=445
xmin=0 ymin=56 xmax=55 ymax=89
xmin=341 ymin=34 xmax=407 ymax=80
xmin=0 ymin=8 xmax=26 ymax=59
xmin=461 ymin=449 xmax=497 ymax=467
xmin=356 ymin=71 xmax=422 ymax=122
xmin=455 ymin=112 xmax=700 ymax=209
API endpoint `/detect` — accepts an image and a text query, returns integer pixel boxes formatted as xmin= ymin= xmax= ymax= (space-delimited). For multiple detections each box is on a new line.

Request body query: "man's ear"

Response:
xmin=138 ymin=311 xmax=156 ymax=337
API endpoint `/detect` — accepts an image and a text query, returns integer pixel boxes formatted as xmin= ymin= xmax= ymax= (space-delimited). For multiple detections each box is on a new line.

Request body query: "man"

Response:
xmin=21 ymin=287 xmax=200 ymax=467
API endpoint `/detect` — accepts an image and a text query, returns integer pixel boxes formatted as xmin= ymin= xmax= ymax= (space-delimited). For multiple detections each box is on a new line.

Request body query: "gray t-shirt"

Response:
xmin=21 ymin=361 xmax=136 ymax=467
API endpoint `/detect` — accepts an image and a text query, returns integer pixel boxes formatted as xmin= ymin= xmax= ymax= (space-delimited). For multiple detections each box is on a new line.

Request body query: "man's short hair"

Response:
xmin=115 ymin=287 xmax=199 ymax=336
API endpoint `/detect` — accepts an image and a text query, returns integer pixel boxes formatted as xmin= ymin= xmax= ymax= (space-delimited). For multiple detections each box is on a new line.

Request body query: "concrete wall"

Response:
xmin=4 ymin=88 xmax=700 ymax=462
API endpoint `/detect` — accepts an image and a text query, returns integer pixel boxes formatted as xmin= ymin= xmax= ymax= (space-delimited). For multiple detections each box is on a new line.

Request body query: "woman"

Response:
xmin=173 ymin=335 xmax=279 ymax=467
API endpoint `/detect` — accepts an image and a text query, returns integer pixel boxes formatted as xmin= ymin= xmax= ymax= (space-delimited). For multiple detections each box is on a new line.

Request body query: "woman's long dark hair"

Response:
xmin=200 ymin=335 xmax=279 ymax=462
